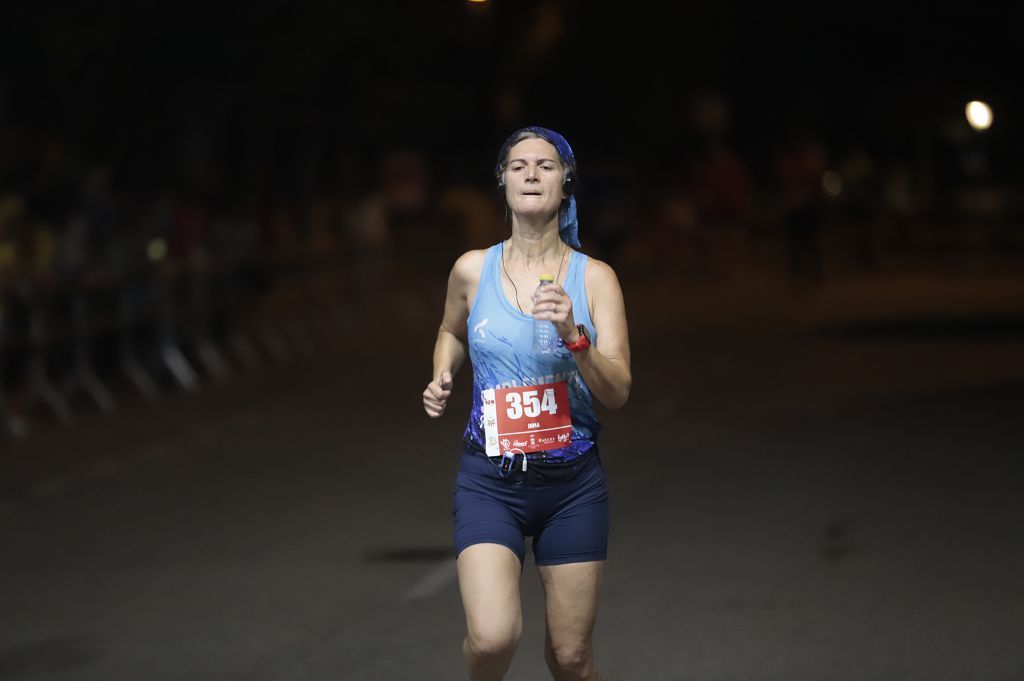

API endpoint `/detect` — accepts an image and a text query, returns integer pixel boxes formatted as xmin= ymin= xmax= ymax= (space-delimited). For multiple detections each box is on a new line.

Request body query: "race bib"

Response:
xmin=482 ymin=381 xmax=573 ymax=457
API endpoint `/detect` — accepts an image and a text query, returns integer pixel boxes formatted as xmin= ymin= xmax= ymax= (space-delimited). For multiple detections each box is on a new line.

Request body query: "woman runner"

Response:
xmin=423 ymin=126 xmax=631 ymax=681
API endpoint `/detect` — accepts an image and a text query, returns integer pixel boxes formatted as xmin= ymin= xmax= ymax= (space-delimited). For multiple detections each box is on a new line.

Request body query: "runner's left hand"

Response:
xmin=532 ymin=284 xmax=577 ymax=342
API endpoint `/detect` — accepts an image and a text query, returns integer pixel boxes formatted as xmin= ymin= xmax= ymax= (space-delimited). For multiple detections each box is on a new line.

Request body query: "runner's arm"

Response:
xmin=424 ymin=252 xmax=480 ymax=418
xmin=574 ymin=259 xmax=631 ymax=410
xmin=433 ymin=253 xmax=476 ymax=379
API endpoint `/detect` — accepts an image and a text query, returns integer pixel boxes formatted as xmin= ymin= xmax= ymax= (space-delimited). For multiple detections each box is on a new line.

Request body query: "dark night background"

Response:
xmin=1 ymin=3 xmax=1023 ymax=680
xmin=3 ymin=3 xmax=1022 ymax=192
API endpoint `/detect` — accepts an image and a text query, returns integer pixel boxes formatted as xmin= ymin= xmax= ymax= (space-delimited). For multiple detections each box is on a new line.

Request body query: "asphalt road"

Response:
xmin=2 ymin=272 xmax=1023 ymax=681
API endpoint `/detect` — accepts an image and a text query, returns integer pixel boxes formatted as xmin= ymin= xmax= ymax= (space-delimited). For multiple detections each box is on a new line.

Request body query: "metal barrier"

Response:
xmin=0 ymin=252 xmax=357 ymax=441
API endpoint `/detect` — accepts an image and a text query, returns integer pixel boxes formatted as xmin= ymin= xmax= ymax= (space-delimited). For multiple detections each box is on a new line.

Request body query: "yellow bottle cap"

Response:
xmin=538 ymin=274 xmax=555 ymax=282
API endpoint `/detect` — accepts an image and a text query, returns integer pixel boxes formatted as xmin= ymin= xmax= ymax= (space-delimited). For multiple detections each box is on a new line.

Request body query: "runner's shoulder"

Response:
xmin=583 ymin=255 xmax=622 ymax=292
xmin=451 ymin=248 xmax=488 ymax=285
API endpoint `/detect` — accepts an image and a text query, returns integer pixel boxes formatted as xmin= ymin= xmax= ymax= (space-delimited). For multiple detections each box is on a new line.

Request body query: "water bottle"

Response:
xmin=532 ymin=274 xmax=557 ymax=355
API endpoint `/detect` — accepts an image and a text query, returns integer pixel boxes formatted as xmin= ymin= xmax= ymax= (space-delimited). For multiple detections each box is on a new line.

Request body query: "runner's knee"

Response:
xmin=545 ymin=640 xmax=593 ymax=679
xmin=466 ymin=621 xmax=521 ymax=660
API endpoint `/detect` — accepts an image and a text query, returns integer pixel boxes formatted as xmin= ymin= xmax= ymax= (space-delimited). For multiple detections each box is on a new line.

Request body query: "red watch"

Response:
xmin=564 ymin=324 xmax=591 ymax=353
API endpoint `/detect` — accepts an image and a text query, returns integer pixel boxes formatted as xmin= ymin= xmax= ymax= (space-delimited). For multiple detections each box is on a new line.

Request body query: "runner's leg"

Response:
xmin=538 ymin=560 xmax=605 ymax=681
xmin=457 ymin=543 xmax=523 ymax=681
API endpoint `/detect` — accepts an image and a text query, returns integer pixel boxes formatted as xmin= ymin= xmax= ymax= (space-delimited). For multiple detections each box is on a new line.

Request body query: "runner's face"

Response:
xmin=503 ymin=138 xmax=566 ymax=220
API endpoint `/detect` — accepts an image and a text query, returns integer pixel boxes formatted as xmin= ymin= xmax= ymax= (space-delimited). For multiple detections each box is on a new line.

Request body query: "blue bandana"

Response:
xmin=496 ymin=126 xmax=580 ymax=249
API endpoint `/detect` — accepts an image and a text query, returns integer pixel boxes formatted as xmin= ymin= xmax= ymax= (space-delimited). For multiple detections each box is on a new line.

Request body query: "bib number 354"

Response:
xmin=482 ymin=381 xmax=573 ymax=457
xmin=504 ymin=388 xmax=559 ymax=420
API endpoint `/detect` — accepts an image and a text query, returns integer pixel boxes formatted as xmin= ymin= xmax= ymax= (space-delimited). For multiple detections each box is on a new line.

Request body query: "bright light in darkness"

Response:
xmin=147 ymin=238 xmax=168 ymax=261
xmin=965 ymin=100 xmax=993 ymax=131
xmin=822 ymin=170 xmax=842 ymax=197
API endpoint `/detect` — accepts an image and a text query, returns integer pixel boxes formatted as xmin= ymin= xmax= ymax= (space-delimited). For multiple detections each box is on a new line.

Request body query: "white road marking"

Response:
xmin=399 ymin=558 xmax=458 ymax=601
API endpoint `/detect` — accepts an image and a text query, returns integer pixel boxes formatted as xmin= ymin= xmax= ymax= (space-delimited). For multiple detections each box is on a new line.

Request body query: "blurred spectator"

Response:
xmin=344 ymin=148 xmax=455 ymax=322
xmin=59 ymin=164 xmax=115 ymax=282
xmin=305 ymin=197 xmax=342 ymax=260
xmin=439 ymin=184 xmax=505 ymax=251
xmin=689 ymin=141 xmax=755 ymax=228
xmin=0 ymin=195 xmax=59 ymax=286
xmin=689 ymin=140 xmax=757 ymax=276
xmin=346 ymin=150 xmax=437 ymax=255
xmin=835 ymin=142 xmax=883 ymax=271
xmin=880 ymin=160 xmax=921 ymax=254
xmin=25 ymin=137 xmax=77 ymax=228
xmin=634 ymin=161 xmax=703 ymax=278
xmin=650 ymin=191 xmax=702 ymax=277
xmin=774 ymin=131 xmax=828 ymax=287
xmin=584 ymin=163 xmax=638 ymax=270
xmin=0 ymin=194 xmax=60 ymax=393
xmin=266 ymin=200 xmax=304 ymax=266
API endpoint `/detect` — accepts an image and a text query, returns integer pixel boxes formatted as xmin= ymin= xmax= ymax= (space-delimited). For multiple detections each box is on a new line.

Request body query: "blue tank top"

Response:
xmin=463 ymin=243 xmax=600 ymax=461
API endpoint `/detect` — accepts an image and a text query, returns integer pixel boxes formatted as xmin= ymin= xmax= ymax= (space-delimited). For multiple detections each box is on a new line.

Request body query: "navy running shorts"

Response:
xmin=452 ymin=447 xmax=609 ymax=566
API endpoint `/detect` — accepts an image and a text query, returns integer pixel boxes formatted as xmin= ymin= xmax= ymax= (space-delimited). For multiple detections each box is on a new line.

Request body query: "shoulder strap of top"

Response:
xmin=478 ymin=243 xmax=503 ymax=301
xmin=565 ymin=249 xmax=587 ymax=294
xmin=484 ymin=242 xmax=502 ymax=287
xmin=565 ymin=250 xmax=596 ymax=334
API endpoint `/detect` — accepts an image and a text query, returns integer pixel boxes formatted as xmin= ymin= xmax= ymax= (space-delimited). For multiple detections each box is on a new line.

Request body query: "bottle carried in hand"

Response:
xmin=532 ymin=274 xmax=557 ymax=355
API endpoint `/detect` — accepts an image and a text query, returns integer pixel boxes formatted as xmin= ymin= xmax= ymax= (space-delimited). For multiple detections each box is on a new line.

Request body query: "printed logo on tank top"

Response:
xmin=488 ymin=369 xmax=582 ymax=390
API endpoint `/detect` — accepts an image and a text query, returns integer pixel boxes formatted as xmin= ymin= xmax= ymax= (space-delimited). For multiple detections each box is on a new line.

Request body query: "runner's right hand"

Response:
xmin=423 ymin=370 xmax=453 ymax=418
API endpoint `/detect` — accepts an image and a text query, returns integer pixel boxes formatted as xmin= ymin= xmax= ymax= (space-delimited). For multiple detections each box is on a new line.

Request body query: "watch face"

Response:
xmin=578 ymin=325 xmax=589 ymax=341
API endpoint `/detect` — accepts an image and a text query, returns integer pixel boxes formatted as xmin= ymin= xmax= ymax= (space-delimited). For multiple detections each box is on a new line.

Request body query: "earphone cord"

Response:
xmin=502 ymin=239 xmax=567 ymax=315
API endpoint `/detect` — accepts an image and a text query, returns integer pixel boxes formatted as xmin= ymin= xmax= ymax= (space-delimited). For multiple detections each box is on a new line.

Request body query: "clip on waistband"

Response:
xmin=498 ymin=450 xmax=527 ymax=475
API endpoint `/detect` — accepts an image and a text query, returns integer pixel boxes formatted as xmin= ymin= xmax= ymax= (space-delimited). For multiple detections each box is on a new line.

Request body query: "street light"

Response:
xmin=965 ymin=100 xmax=993 ymax=131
